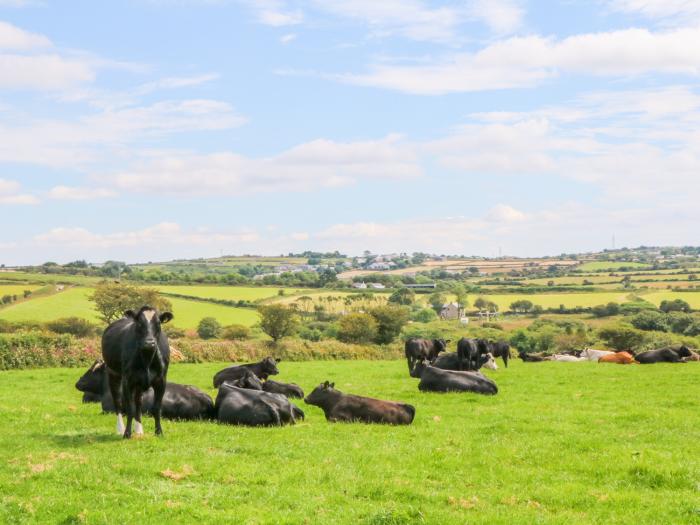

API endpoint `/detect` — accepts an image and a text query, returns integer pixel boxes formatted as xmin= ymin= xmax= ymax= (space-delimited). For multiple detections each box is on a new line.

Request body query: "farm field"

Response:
xmin=643 ymin=291 xmax=700 ymax=309
xmin=0 ymin=284 xmax=42 ymax=297
xmin=0 ymin=288 xmax=259 ymax=328
xmin=470 ymin=292 xmax=632 ymax=311
xmin=0 ymin=271 xmax=104 ymax=286
xmin=157 ymin=285 xmax=306 ymax=302
xmin=0 ymin=360 xmax=698 ymax=524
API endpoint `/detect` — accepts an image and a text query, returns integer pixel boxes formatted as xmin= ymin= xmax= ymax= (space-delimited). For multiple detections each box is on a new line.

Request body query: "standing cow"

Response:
xmin=102 ymin=306 xmax=173 ymax=439
xmin=404 ymin=338 xmax=449 ymax=375
xmin=456 ymin=338 xmax=493 ymax=371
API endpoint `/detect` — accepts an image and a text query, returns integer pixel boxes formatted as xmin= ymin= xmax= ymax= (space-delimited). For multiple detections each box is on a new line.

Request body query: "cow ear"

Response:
xmin=323 ymin=381 xmax=329 ymax=388
xmin=330 ymin=382 xmax=335 ymax=389
xmin=123 ymin=310 xmax=136 ymax=319
xmin=159 ymin=312 xmax=174 ymax=324
xmin=276 ymin=357 xmax=282 ymax=363
xmin=446 ymin=339 xmax=452 ymax=344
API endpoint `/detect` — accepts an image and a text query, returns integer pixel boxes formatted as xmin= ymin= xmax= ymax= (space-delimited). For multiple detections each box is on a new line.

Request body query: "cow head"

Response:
xmin=433 ymin=339 xmax=450 ymax=354
xmin=480 ymin=353 xmax=498 ymax=370
xmin=261 ymin=357 xmax=280 ymax=376
xmin=233 ymin=371 xmax=263 ymax=390
xmin=124 ymin=306 xmax=173 ymax=352
xmin=304 ymin=380 xmax=335 ymax=405
xmin=678 ymin=345 xmax=692 ymax=358
xmin=75 ymin=359 xmax=106 ymax=394
xmin=410 ymin=360 xmax=429 ymax=378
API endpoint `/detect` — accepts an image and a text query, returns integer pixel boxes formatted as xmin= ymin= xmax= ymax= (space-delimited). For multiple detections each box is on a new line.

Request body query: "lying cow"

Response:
xmin=635 ymin=346 xmax=692 ymax=364
xmin=215 ymin=380 xmax=303 ymax=426
xmin=550 ymin=354 xmax=586 ymax=362
xmin=304 ymin=381 xmax=415 ymax=425
xmin=404 ymin=338 xmax=449 ymax=374
xmin=683 ymin=350 xmax=700 ymax=362
xmin=411 ymin=361 xmax=498 ymax=395
xmin=262 ymin=380 xmax=304 ymax=399
xmin=580 ymin=348 xmax=615 ymax=361
xmin=213 ymin=357 xmax=280 ymax=387
xmin=518 ymin=352 xmax=549 ymax=362
xmin=432 ymin=352 xmax=497 ymax=371
xmin=76 ymin=360 xmax=214 ymax=420
xmin=599 ymin=352 xmax=636 ymax=364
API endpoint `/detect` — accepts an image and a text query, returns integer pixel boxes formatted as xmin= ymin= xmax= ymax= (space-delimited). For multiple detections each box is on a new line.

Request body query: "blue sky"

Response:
xmin=1 ymin=0 xmax=700 ymax=264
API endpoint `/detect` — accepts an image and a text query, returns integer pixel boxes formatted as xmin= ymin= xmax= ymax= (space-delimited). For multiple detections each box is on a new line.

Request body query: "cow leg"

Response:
xmin=133 ymin=388 xmax=144 ymax=436
xmin=152 ymin=376 xmax=166 ymax=436
xmin=107 ymin=372 xmax=124 ymax=435
xmin=122 ymin=378 xmax=135 ymax=439
xmin=406 ymin=356 xmax=413 ymax=374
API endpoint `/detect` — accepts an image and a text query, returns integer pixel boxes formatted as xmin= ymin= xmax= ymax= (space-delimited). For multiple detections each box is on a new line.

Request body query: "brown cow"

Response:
xmin=598 ymin=352 xmax=636 ymax=364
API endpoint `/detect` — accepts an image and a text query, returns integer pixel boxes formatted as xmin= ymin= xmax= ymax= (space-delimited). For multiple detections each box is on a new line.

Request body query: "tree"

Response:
xmin=591 ymin=302 xmax=620 ymax=318
xmin=659 ymin=299 xmax=691 ymax=313
xmin=510 ymin=299 xmax=534 ymax=313
xmin=631 ymin=311 xmax=669 ymax=332
xmin=411 ymin=308 xmax=438 ymax=323
xmin=197 ymin=317 xmax=222 ymax=339
xmin=428 ymin=292 xmax=446 ymax=314
xmin=369 ymin=305 xmax=410 ymax=344
xmin=90 ymin=282 xmax=172 ymax=325
xmin=336 ymin=313 xmax=378 ymax=344
xmin=474 ymin=297 xmax=498 ymax=311
xmin=258 ymin=304 xmax=300 ymax=342
xmin=388 ymin=288 xmax=415 ymax=305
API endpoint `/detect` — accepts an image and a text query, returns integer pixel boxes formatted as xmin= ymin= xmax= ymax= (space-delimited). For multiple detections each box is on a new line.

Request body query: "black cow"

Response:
xmin=215 ymin=381 xmax=304 ymax=426
xmin=75 ymin=360 xmax=107 ymax=403
xmin=231 ymin=369 xmax=264 ymax=390
xmin=304 ymin=381 xmax=415 ymax=425
xmin=489 ymin=341 xmax=511 ymax=368
xmin=411 ymin=361 xmax=498 ymax=395
xmin=100 ymin=383 xmax=215 ymax=420
xmin=432 ymin=351 xmax=497 ymax=371
xmin=212 ymin=357 xmax=280 ymax=388
xmin=457 ymin=338 xmax=491 ymax=370
xmin=262 ymin=379 xmax=304 ymax=399
xmin=404 ymin=338 xmax=449 ymax=374
xmin=517 ymin=351 xmax=549 ymax=362
xmin=635 ymin=346 xmax=692 ymax=364
xmin=101 ymin=306 xmax=173 ymax=438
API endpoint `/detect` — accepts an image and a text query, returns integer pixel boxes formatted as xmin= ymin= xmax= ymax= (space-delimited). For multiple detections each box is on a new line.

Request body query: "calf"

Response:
xmin=75 ymin=360 xmax=107 ymax=403
xmin=215 ymin=381 xmax=303 ymax=426
xmin=262 ymin=380 xmax=304 ymax=398
xmin=411 ymin=361 xmax=498 ymax=395
xmin=304 ymin=382 xmax=415 ymax=425
xmin=489 ymin=341 xmax=511 ymax=368
xmin=100 ymin=383 xmax=215 ymax=420
xmin=518 ymin=352 xmax=549 ymax=362
xmin=580 ymin=348 xmax=615 ymax=362
xmin=432 ymin=351 xmax=497 ymax=371
xmin=635 ymin=346 xmax=692 ymax=364
xmin=598 ymin=352 xmax=636 ymax=365
xmin=213 ymin=357 xmax=280 ymax=387
xmin=404 ymin=338 xmax=449 ymax=374
xmin=102 ymin=306 xmax=173 ymax=438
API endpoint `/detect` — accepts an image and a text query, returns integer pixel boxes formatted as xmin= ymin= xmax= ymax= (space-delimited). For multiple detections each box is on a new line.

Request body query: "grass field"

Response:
xmin=0 ymin=360 xmax=698 ymax=524
xmin=0 ymin=288 xmax=259 ymax=328
xmin=158 ymin=286 xmax=305 ymax=302
xmin=643 ymin=291 xmax=700 ymax=309
xmin=0 ymin=284 xmax=42 ymax=297
xmin=577 ymin=262 xmax=650 ymax=271
xmin=471 ymin=292 xmax=632 ymax=311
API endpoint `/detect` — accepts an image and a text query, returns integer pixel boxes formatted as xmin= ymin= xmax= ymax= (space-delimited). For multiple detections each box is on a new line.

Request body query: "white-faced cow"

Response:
xmin=411 ymin=361 xmax=498 ymax=395
xmin=304 ymin=381 xmax=415 ymax=425
xmin=404 ymin=338 xmax=449 ymax=374
xmin=101 ymin=306 xmax=173 ymax=438
xmin=75 ymin=360 xmax=107 ymax=403
xmin=262 ymin=379 xmax=304 ymax=399
xmin=212 ymin=357 xmax=280 ymax=388
xmin=635 ymin=346 xmax=692 ymax=364
xmin=215 ymin=380 xmax=304 ymax=426
xmin=580 ymin=348 xmax=615 ymax=361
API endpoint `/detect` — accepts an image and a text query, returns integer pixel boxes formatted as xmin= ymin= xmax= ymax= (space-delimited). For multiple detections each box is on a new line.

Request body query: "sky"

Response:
xmin=1 ymin=0 xmax=700 ymax=264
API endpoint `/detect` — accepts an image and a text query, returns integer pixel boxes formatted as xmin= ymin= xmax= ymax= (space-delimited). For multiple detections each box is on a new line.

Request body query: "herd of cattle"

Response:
xmin=78 ymin=306 xmax=698 ymax=438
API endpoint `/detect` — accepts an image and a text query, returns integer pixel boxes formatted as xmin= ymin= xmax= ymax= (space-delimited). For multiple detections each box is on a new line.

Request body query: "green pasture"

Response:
xmin=1 ymin=360 xmax=698 ymax=524
xmin=471 ymin=292 xmax=632 ymax=310
xmin=0 ymin=284 xmax=42 ymax=298
xmin=0 ymin=271 xmax=103 ymax=286
xmin=0 ymin=288 xmax=259 ymax=328
xmin=644 ymin=291 xmax=700 ymax=309
xmin=576 ymin=261 xmax=650 ymax=271
xmin=158 ymin=285 xmax=306 ymax=302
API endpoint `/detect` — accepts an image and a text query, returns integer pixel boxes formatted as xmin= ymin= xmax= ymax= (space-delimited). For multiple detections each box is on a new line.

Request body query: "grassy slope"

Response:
xmin=0 ymin=288 xmax=259 ymax=328
xmin=643 ymin=291 xmax=700 ymax=309
xmin=0 ymin=361 xmax=698 ymax=524
xmin=0 ymin=284 xmax=41 ymax=297
xmin=158 ymin=286 xmax=305 ymax=302
xmin=577 ymin=262 xmax=650 ymax=271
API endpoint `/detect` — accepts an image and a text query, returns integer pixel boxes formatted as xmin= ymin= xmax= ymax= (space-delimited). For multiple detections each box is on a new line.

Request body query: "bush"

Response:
xmin=298 ymin=326 xmax=323 ymax=342
xmin=163 ymin=325 xmax=187 ymax=339
xmin=598 ymin=323 xmax=647 ymax=351
xmin=619 ymin=300 xmax=657 ymax=315
xmin=336 ymin=313 xmax=378 ymax=344
xmin=221 ymin=324 xmax=250 ymax=340
xmin=369 ymin=305 xmax=410 ymax=344
xmin=631 ymin=311 xmax=669 ymax=332
xmin=659 ymin=299 xmax=691 ymax=313
xmin=197 ymin=317 xmax=222 ymax=339
xmin=667 ymin=312 xmax=694 ymax=334
xmin=388 ymin=288 xmax=415 ymax=305
xmin=411 ymin=308 xmax=437 ymax=323
xmin=591 ymin=302 xmax=620 ymax=318
xmin=0 ymin=333 xmax=100 ymax=370
xmin=45 ymin=317 xmax=99 ymax=337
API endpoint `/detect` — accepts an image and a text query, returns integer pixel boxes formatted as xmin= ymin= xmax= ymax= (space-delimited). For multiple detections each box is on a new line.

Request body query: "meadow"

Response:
xmin=157 ymin=285 xmax=305 ymax=302
xmin=576 ymin=261 xmax=650 ymax=271
xmin=0 ymin=284 xmax=42 ymax=297
xmin=0 ymin=360 xmax=697 ymax=524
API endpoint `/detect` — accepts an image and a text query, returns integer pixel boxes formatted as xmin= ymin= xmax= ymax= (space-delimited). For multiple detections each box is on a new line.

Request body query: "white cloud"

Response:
xmin=134 ymin=73 xmax=220 ymax=95
xmin=0 ymin=178 xmax=39 ymax=204
xmin=110 ymin=134 xmax=421 ymax=196
xmin=47 ymin=186 xmax=117 ymax=200
xmin=470 ymin=0 xmax=523 ymax=35
xmin=342 ymin=27 xmax=700 ymax=94
xmin=0 ymin=20 xmax=50 ymax=50
xmin=243 ymin=0 xmax=303 ymax=26
xmin=290 ymin=232 xmax=309 ymax=241
xmin=608 ymin=0 xmax=700 ymax=22
xmin=280 ymin=33 xmax=296 ymax=44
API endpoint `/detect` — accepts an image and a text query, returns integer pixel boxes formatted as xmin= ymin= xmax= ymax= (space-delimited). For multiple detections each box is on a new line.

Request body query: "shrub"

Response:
xmin=197 ymin=317 xmax=222 ymax=339
xmin=0 ymin=333 xmax=100 ymax=370
xmin=510 ymin=299 xmax=534 ymax=313
xmin=298 ymin=326 xmax=323 ymax=342
xmin=591 ymin=302 xmax=620 ymax=318
xmin=411 ymin=308 xmax=437 ymax=323
xmin=257 ymin=304 xmax=300 ymax=342
xmin=598 ymin=323 xmax=647 ymax=350
xmin=667 ymin=312 xmax=694 ymax=334
xmin=163 ymin=325 xmax=187 ymax=339
xmin=45 ymin=317 xmax=99 ymax=337
xmin=388 ymin=288 xmax=415 ymax=305
xmin=221 ymin=324 xmax=250 ymax=341
xmin=369 ymin=305 xmax=410 ymax=344
xmin=659 ymin=299 xmax=691 ymax=313
xmin=631 ymin=311 xmax=670 ymax=332
xmin=336 ymin=313 xmax=378 ymax=344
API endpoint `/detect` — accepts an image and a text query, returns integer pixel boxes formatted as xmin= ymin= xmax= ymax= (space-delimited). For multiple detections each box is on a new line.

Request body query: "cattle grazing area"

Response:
xmin=1 ymin=360 xmax=697 ymax=524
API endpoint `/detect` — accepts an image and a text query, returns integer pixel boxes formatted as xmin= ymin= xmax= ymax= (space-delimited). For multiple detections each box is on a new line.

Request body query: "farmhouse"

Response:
xmin=439 ymin=302 xmax=461 ymax=320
